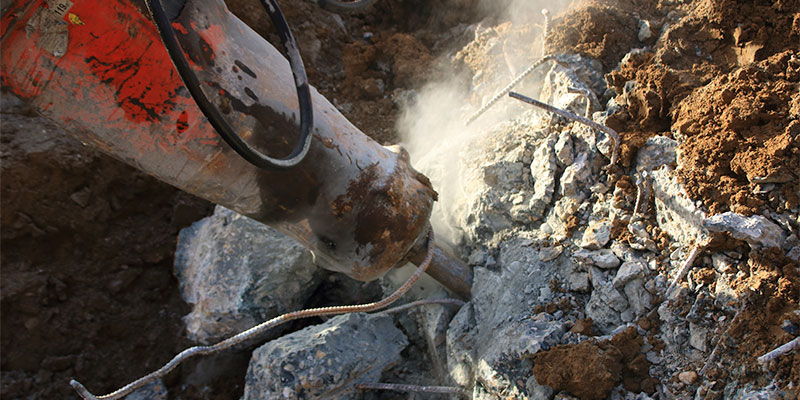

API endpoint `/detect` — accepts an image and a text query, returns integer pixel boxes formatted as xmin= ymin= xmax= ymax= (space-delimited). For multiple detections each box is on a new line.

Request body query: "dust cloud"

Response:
xmin=399 ymin=0 xmax=572 ymax=247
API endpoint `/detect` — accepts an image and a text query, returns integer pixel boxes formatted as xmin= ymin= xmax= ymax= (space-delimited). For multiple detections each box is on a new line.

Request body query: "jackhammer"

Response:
xmin=2 ymin=0 xmax=472 ymax=396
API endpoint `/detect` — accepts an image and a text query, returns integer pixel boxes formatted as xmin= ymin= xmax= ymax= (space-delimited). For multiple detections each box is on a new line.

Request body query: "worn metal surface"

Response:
xmin=406 ymin=242 xmax=472 ymax=299
xmin=0 ymin=0 xmax=448 ymax=283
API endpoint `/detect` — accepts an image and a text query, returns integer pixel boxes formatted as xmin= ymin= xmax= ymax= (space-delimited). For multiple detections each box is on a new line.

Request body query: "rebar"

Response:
xmin=356 ymin=382 xmax=471 ymax=397
xmin=758 ymin=337 xmax=800 ymax=367
xmin=541 ymin=9 xmax=551 ymax=57
xmin=508 ymin=91 xmax=620 ymax=165
xmin=567 ymin=86 xmax=592 ymax=118
xmin=376 ymin=298 xmax=466 ymax=315
xmin=665 ymin=244 xmax=704 ymax=299
xmin=466 ymin=55 xmax=555 ymax=125
xmin=71 ymin=229 xmax=436 ymax=400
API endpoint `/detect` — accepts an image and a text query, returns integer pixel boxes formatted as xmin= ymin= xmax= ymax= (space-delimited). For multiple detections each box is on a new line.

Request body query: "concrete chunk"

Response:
xmin=652 ymin=167 xmax=709 ymax=246
xmin=244 ymin=313 xmax=408 ymax=400
xmin=704 ymin=211 xmax=786 ymax=249
xmin=175 ymin=206 xmax=323 ymax=344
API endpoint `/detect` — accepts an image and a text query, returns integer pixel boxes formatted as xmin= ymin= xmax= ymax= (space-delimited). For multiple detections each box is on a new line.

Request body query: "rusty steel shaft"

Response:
xmin=1 ymin=0 xmax=471 ymax=297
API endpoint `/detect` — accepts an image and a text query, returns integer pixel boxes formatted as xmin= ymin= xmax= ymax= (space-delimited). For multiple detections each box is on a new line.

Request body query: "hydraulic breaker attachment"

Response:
xmin=1 ymin=0 xmax=471 ymax=297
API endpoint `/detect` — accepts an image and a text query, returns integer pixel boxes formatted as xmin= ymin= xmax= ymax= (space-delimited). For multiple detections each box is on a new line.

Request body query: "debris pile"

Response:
xmin=2 ymin=0 xmax=797 ymax=399
xmin=169 ymin=1 xmax=798 ymax=398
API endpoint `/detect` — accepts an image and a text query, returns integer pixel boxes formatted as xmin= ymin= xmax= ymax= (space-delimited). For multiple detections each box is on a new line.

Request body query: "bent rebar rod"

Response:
xmin=356 ymin=382 xmax=471 ymax=397
xmin=466 ymin=55 xmax=556 ymax=125
xmin=71 ymin=229 xmax=436 ymax=400
xmin=508 ymin=91 xmax=620 ymax=166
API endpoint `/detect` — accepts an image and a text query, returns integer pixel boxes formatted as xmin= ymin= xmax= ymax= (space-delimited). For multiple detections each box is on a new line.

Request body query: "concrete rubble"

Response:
xmin=165 ymin=17 xmax=799 ymax=400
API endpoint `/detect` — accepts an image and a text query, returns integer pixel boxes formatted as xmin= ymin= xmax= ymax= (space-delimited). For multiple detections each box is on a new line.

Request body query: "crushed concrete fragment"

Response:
xmin=581 ymin=219 xmax=612 ymax=249
xmin=554 ymin=131 xmax=575 ymax=166
xmin=530 ymin=136 xmax=558 ymax=219
xmin=243 ymin=313 xmax=407 ymax=400
xmin=704 ymin=212 xmax=787 ymax=249
xmin=635 ymin=136 xmax=677 ymax=173
xmin=613 ymin=261 xmax=644 ymax=290
xmin=638 ymin=20 xmax=652 ymax=41
xmin=652 ymin=167 xmax=709 ymax=246
xmin=560 ymin=152 xmax=591 ymax=197
xmin=587 ymin=267 xmax=628 ymax=333
xmin=574 ymin=248 xmax=621 ymax=269
xmin=688 ymin=322 xmax=709 ymax=352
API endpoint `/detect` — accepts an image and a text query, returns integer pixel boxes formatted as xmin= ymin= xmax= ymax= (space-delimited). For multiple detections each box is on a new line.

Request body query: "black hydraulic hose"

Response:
xmin=316 ymin=0 xmax=379 ymax=14
xmin=146 ymin=0 xmax=313 ymax=170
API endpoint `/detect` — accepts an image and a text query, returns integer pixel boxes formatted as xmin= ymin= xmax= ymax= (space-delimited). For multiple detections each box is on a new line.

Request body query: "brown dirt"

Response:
xmin=597 ymin=0 xmax=800 ymax=215
xmin=532 ymin=326 xmax=656 ymax=400
xmin=720 ymin=249 xmax=799 ymax=386
xmin=546 ymin=2 xmax=641 ymax=69
xmin=674 ymin=51 xmax=800 ymax=215
xmin=0 ymin=96 xmax=214 ymax=398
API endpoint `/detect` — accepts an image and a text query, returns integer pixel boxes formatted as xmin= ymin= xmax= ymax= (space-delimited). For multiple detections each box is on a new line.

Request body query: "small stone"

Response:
xmin=580 ymin=220 xmax=612 ymax=249
xmin=704 ymin=212 xmax=786 ymax=249
xmin=678 ymin=371 xmax=698 ymax=385
xmin=638 ymin=19 xmax=653 ymax=41
xmin=574 ymin=249 xmax=621 ymax=269
xmin=539 ymin=245 xmax=564 ymax=262
xmin=689 ymin=322 xmax=709 ymax=352
xmin=69 ymin=187 xmax=91 ymax=208
xmin=554 ymin=131 xmax=574 ymax=166
xmin=613 ymin=261 xmax=644 ymax=289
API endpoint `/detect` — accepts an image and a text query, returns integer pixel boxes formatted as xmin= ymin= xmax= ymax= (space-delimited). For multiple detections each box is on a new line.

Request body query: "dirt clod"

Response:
xmin=533 ymin=326 xmax=655 ymax=400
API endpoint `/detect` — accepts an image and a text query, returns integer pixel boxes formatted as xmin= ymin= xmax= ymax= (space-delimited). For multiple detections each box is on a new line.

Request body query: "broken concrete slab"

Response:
xmin=652 ymin=167 xmax=709 ymax=246
xmin=175 ymin=206 xmax=323 ymax=344
xmin=243 ymin=313 xmax=407 ymax=400
xmin=704 ymin=211 xmax=786 ymax=249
